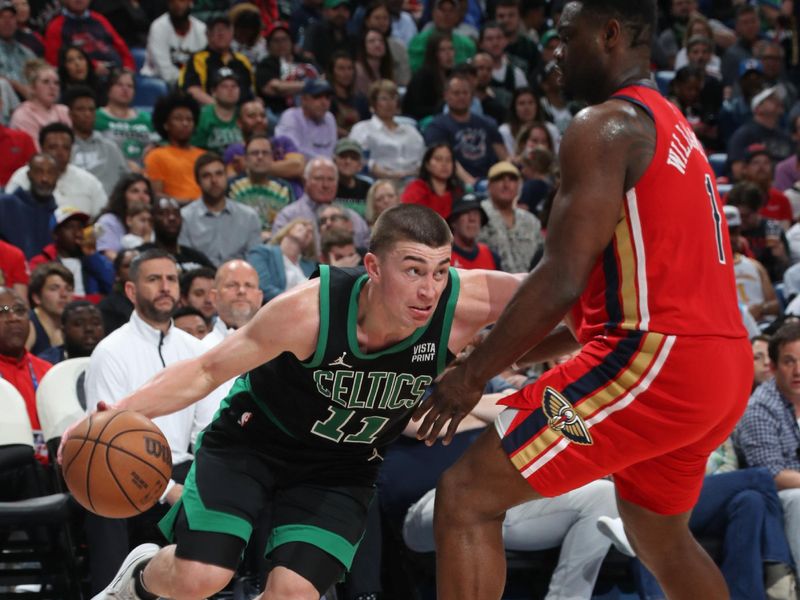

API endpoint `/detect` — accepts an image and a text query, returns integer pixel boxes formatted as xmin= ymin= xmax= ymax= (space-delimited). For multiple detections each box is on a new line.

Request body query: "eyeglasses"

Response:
xmin=319 ymin=215 xmax=346 ymax=224
xmin=0 ymin=304 xmax=27 ymax=320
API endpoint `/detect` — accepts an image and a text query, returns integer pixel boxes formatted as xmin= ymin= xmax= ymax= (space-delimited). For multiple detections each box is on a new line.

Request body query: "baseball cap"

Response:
xmin=448 ymin=193 xmax=488 ymax=226
xmin=488 ymin=161 xmax=521 ymax=181
xmin=723 ymin=205 xmax=741 ymax=228
xmin=323 ymin=0 xmax=349 ymax=8
xmin=744 ymin=142 xmax=770 ymax=162
xmin=334 ymin=138 xmax=363 ymax=159
xmin=302 ymin=78 xmax=333 ymax=96
xmin=265 ymin=20 xmax=290 ymax=39
xmin=739 ymin=58 xmax=764 ymax=78
xmin=0 ymin=1 xmax=17 ymax=13
xmin=540 ymin=29 xmax=559 ymax=48
xmin=210 ymin=66 xmax=238 ymax=89
xmin=52 ymin=206 xmax=89 ymax=231
xmin=751 ymin=86 xmax=782 ymax=112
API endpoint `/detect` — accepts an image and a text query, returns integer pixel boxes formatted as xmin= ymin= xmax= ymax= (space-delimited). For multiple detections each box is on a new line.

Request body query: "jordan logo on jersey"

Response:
xmin=541 ymin=387 xmax=593 ymax=445
xmin=329 ymin=352 xmax=352 ymax=368
xmin=411 ymin=342 xmax=436 ymax=363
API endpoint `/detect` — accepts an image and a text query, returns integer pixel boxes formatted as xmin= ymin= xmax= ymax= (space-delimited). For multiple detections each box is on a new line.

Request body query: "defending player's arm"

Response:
xmin=414 ymin=101 xmax=655 ymax=443
xmin=115 ymin=281 xmax=320 ymax=418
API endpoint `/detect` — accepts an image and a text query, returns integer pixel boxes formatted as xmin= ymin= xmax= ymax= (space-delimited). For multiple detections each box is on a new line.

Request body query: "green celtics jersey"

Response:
xmin=95 ymin=108 xmax=157 ymax=163
xmin=243 ymin=265 xmax=459 ymax=470
xmin=191 ymin=104 xmax=243 ymax=155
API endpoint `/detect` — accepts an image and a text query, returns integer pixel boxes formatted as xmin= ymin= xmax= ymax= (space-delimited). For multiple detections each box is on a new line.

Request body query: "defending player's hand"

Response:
xmin=57 ymin=400 xmax=113 ymax=465
xmin=412 ymin=362 xmax=484 ymax=446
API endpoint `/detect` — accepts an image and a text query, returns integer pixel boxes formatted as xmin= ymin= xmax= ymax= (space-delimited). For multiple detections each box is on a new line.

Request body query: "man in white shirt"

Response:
xmin=5 ymin=123 xmax=107 ymax=217
xmin=141 ymin=0 xmax=207 ymax=85
xmin=83 ymin=248 xmax=223 ymax=595
xmin=202 ymin=259 xmax=262 ymax=393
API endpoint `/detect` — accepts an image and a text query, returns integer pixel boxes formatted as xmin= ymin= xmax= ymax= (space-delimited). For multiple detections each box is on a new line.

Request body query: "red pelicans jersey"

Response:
xmin=571 ymin=85 xmax=747 ymax=344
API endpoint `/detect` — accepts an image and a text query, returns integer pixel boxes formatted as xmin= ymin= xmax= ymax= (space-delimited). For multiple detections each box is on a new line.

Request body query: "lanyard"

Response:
xmin=27 ymin=358 xmax=39 ymax=392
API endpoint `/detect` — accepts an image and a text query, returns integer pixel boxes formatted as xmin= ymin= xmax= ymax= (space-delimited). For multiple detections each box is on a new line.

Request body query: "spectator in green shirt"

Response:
xmin=408 ymin=0 xmax=475 ymax=73
xmin=191 ymin=66 xmax=244 ymax=155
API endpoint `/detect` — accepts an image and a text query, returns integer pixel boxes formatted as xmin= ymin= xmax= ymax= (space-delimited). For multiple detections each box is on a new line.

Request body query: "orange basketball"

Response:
xmin=62 ymin=410 xmax=172 ymax=518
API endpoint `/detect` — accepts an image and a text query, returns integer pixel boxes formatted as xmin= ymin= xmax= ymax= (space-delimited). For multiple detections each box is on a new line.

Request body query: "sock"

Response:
xmin=133 ymin=560 xmax=158 ymax=600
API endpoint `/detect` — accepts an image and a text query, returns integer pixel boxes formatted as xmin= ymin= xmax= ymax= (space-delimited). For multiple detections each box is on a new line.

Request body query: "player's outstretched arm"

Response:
xmin=115 ymin=281 xmax=320 ymax=418
xmin=414 ymin=101 xmax=655 ymax=444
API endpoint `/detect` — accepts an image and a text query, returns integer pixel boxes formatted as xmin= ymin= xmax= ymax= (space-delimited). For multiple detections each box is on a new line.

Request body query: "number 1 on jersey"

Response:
xmin=705 ymin=174 xmax=726 ymax=264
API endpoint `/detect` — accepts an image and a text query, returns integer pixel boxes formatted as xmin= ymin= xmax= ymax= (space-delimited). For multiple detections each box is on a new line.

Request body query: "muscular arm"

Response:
xmin=415 ymin=100 xmax=656 ymax=442
xmin=114 ymin=282 xmax=320 ymax=418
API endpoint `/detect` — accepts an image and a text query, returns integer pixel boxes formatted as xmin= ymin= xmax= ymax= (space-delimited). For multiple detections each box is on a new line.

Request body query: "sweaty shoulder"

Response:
xmin=562 ymin=99 xmax=656 ymax=191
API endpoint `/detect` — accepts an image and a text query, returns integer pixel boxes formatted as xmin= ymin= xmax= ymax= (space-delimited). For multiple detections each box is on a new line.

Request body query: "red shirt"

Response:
xmin=0 ymin=351 xmax=52 ymax=430
xmin=0 ymin=240 xmax=29 ymax=287
xmin=572 ymin=85 xmax=746 ymax=342
xmin=400 ymin=179 xmax=455 ymax=219
xmin=759 ymin=188 xmax=793 ymax=223
xmin=451 ymin=243 xmax=498 ymax=270
xmin=0 ymin=125 xmax=36 ymax=187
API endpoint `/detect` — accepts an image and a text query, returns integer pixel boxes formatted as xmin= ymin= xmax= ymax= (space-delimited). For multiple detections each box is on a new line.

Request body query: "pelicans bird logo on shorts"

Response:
xmin=542 ymin=387 xmax=593 ymax=445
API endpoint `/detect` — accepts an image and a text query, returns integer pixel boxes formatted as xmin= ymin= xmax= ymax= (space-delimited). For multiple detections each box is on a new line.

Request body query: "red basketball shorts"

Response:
xmin=495 ymin=330 xmax=753 ymax=515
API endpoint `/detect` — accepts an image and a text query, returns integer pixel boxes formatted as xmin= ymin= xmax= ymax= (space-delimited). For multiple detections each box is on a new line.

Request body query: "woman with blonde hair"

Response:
xmin=247 ymin=217 xmax=318 ymax=302
xmin=365 ymin=179 xmax=400 ymax=225
xmin=10 ymin=59 xmax=70 ymax=148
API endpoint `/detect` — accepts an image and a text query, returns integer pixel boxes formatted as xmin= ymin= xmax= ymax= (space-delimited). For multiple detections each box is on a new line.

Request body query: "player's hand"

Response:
xmin=412 ymin=364 xmax=484 ymax=446
xmin=57 ymin=401 xmax=113 ymax=465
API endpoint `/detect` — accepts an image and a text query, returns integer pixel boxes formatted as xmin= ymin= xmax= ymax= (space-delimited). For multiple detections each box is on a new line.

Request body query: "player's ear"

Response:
xmin=363 ymin=252 xmax=380 ymax=281
xmin=123 ymin=281 xmax=136 ymax=304
xmin=603 ymin=18 xmax=622 ymax=48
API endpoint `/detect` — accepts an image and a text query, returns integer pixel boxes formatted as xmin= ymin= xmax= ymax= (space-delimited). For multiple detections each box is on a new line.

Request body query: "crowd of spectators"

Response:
xmin=4 ymin=0 xmax=800 ymax=598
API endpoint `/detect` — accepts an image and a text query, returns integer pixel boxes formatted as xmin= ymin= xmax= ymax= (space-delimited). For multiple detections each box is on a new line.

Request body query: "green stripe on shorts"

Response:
xmin=265 ymin=524 xmax=362 ymax=569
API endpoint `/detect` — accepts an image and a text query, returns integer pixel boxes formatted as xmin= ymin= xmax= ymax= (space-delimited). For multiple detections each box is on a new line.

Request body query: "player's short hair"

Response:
xmin=129 ymin=248 xmax=177 ymax=283
xmin=29 ymin=263 xmax=74 ymax=306
xmin=768 ymin=322 xmax=800 ymax=364
xmin=369 ymin=204 xmax=453 ymax=257
xmin=180 ymin=267 xmax=217 ymax=297
xmin=579 ymin=0 xmax=657 ymax=47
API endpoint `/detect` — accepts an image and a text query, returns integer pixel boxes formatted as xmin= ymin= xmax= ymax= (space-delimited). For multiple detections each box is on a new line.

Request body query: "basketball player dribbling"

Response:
xmin=414 ymin=2 xmax=753 ymax=599
xmin=64 ymin=204 xmax=528 ymax=600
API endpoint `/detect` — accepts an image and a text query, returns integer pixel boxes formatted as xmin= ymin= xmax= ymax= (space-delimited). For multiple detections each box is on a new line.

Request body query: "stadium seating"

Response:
xmin=654 ymin=71 xmax=675 ymax=96
xmin=131 ymin=47 xmax=146 ymax=73
xmin=133 ymin=74 xmax=169 ymax=111
xmin=708 ymin=153 xmax=728 ymax=178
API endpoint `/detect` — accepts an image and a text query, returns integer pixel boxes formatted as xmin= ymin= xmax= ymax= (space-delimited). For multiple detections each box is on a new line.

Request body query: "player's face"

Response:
xmin=752 ymin=339 xmax=771 ymax=386
xmin=773 ymin=340 xmax=800 ymax=400
xmin=554 ymin=3 xmax=608 ymax=105
xmin=373 ymin=242 xmax=452 ymax=328
xmin=174 ymin=314 xmax=209 ymax=339
xmin=129 ymin=258 xmax=179 ymax=323
xmin=63 ymin=306 xmax=104 ymax=354
xmin=184 ymin=277 xmax=216 ymax=319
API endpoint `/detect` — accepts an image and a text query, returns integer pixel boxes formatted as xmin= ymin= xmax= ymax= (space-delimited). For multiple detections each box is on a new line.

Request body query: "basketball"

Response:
xmin=62 ymin=410 xmax=172 ymax=518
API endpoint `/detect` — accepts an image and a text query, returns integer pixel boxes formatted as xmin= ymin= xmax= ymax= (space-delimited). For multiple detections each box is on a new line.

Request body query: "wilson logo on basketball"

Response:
xmin=144 ymin=437 xmax=171 ymax=465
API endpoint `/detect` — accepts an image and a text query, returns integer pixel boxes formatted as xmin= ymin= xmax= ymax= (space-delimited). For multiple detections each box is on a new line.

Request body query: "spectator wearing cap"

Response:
xmin=190 ymin=67 xmax=244 ymax=155
xmin=65 ymin=86 xmax=129 ymax=196
xmin=255 ymin=21 xmax=320 ymax=115
xmin=0 ymin=93 xmax=36 ymax=187
xmin=0 ymin=286 xmax=52 ymax=460
xmin=144 ymin=92 xmax=205 ymax=203
xmin=0 ymin=239 xmax=29 ymax=301
xmin=275 ymin=78 xmax=338 ymax=159
xmin=229 ymin=3 xmax=268 ymax=66
xmin=333 ymin=138 xmax=371 ymax=214
xmin=478 ymin=160 xmax=541 ymax=273
xmin=29 ymin=206 xmax=115 ymax=299
xmin=719 ymin=58 xmax=767 ymax=146
xmin=302 ymin=0 xmax=356 ymax=72
xmin=0 ymin=154 xmax=57 ymax=259
xmin=738 ymin=143 xmax=794 ymax=229
xmin=228 ymin=134 xmax=295 ymax=232
xmin=448 ymin=193 xmax=499 ymax=270
xmin=142 ymin=0 xmax=207 ymax=85
xmin=349 ymin=79 xmax=425 ymax=181
xmin=721 ymin=5 xmax=764 ymax=87
xmin=6 ymin=122 xmax=106 ymax=218
xmin=138 ymin=196 xmax=214 ymax=274
xmin=727 ymin=87 xmax=794 ymax=181
xmin=0 ymin=0 xmax=35 ymax=101
xmin=272 ymin=156 xmax=371 ymax=249
xmin=37 ymin=299 xmax=104 ymax=364
xmin=180 ymin=15 xmax=255 ymax=106
xmin=408 ymin=0 xmax=475 ymax=73
xmin=725 ymin=204 xmax=781 ymax=324
xmin=179 ymin=152 xmax=261 ymax=267
xmin=25 ymin=262 xmax=73 ymax=357
xmin=44 ymin=0 xmax=135 ymax=77
xmin=424 ymin=72 xmax=507 ymax=183
xmin=756 ymin=41 xmax=797 ymax=111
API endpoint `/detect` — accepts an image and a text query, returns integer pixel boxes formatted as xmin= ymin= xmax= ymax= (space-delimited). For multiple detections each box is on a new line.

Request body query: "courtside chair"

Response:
xmin=0 ymin=379 xmax=84 ymax=599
